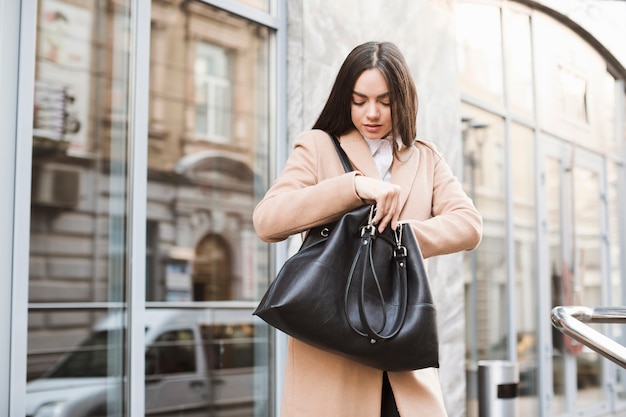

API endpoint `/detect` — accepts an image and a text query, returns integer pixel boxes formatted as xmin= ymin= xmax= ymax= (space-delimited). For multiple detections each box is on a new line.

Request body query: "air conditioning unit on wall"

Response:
xmin=32 ymin=165 xmax=81 ymax=208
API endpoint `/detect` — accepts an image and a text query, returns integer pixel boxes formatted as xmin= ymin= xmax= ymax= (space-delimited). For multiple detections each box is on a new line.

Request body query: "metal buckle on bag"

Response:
xmin=361 ymin=224 xmax=375 ymax=237
xmin=394 ymin=246 xmax=407 ymax=258
xmin=393 ymin=224 xmax=407 ymax=258
xmin=361 ymin=205 xmax=376 ymax=237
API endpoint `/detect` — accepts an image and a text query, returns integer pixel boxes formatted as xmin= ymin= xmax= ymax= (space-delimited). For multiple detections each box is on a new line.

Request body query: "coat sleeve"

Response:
xmin=253 ymin=130 xmax=365 ymax=242
xmin=404 ymin=145 xmax=482 ymax=259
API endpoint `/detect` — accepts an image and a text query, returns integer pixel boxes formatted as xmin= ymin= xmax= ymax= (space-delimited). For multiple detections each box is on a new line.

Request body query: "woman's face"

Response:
xmin=350 ymin=68 xmax=392 ymax=140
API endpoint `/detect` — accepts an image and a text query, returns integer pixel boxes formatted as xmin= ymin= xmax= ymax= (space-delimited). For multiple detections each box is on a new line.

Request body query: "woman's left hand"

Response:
xmin=354 ymin=176 xmax=401 ymax=232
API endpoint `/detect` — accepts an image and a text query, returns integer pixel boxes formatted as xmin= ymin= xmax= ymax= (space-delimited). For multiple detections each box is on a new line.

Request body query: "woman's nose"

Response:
xmin=366 ymin=103 xmax=379 ymax=119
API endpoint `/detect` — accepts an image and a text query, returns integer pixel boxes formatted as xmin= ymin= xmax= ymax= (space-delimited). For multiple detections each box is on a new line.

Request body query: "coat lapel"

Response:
xmin=337 ymin=130 xmax=379 ymax=178
xmin=338 ymin=130 xmax=420 ymax=212
xmin=391 ymin=143 xmax=419 ymax=211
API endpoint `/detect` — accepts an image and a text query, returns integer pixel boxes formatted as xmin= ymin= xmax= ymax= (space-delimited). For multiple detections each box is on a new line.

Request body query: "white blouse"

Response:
xmin=362 ymin=135 xmax=395 ymax=182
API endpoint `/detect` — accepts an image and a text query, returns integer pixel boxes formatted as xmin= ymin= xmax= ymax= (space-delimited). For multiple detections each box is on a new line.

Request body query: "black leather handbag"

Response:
xmin=253 ymin=134 xmax=439 ymax=371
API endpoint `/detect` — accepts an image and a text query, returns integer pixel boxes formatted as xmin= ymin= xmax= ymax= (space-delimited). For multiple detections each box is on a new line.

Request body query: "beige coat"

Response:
xmin=253 ymin=129 xmax=482 ymax=417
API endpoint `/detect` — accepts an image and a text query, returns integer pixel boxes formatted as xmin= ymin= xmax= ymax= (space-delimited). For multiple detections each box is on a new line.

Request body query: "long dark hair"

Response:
xmin=312 ymin=41 xmax=418 ymax=149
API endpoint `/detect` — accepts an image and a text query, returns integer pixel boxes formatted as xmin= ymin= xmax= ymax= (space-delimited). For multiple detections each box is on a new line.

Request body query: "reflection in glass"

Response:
xmin=146 ymin=1 xmax=272 ymax=416
xmin=456 ymin=3 xmax=504 ymax=106
xmin=573 ymin=165 xmax=604 ymax=407
xmin=461 ymin=104 xmax=507 ymax=416
xmin=28 ymin=0 xmax=133 ymax=416
xmin=601 ymin=73 xmax=618 ymax=155
xmin=545 ymin=147 xmax=606 ymax=410
xmin=503 ymin=11 xmax=533 ymax=118
xmin=147 ymin=0 xmax=270 ymax=304
xmin=510 ymin=124 xmax=538 ymax=414
xmin=194 ymin=42 xmax=233 ymax=143
xmin=533 ymin=13 xmax=609 ymax=147
xmin=544 ymin=155 xmax=566 ymax=415
xmin=610 ymin=159 xmax=626 ymax=399
xmin=26 ymin=307 xmax=265 ymax=416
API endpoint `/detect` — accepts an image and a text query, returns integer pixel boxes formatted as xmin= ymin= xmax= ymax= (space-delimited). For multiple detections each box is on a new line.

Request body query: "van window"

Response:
xmin=145 ymin=329 xmax=196 ymax=375
xmin=201 ymin=324 xmax=255 ymax=369
xmin=46 ymin=330 xmax=121 ymax=378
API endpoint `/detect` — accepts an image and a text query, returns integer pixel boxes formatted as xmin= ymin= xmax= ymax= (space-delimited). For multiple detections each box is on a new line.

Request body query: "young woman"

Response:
xmin=253 ymin=41 xmax=482 ymax=417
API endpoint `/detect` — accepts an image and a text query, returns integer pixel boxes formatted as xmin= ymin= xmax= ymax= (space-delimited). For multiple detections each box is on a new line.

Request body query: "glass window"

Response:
xmin=26 ymin=0 xmax=276 ymax=416
xmin=572 ymin=162 xmax=604 ymax=408
xmin=510 ymin=124 xmax=539 ymax=414
xmin=600 ymin=72 xmax=618 ymax=155
xmin=148 ymin=0 xmax=271 ymax=304
xmin=147 ymin=1 xmax=273 ymax=415
xmin=27 ymin=0 xmax=132 ymax=415
xmin=543 ymin=139 xmax=608 ymax=412
xmin=457 ymin=3 xmax=504 ymax=106
xmin=534 ymin=13 xmax=611 ymax=149
xmin=459 ymin=1 xmax=626 ymax=415
xmin=461 ymin=104 xmax=507 ymax=415
xmin=611 ymin=158 xmax=626 ymax=400
xmin=195 ymin=42 xmax=233 ymax=142
xmin=503 ymin=10 xmax=533 ymax=118
xmin=543 ymin=149 xmax=567 ymax=415
xmin=146 ymin=329 xmax=197 ymax=375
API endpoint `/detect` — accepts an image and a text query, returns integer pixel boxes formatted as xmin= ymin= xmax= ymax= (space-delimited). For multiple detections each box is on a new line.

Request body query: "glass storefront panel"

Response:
xmin=142 ymin=306 xmax=267 ymax=415
xmin=26 ymin=0 xmax=133 ymax=415
xmin=25 ymin=0 xmax=275 ymax=416
xmin=503 ymin=10 xmax=533 ymax=119
xmin=147 ymin=0 xmax=270 ymax=304
xmin=147 ymin=1 xmax=272 ymax=415
xmin=456 ymin=2 xmax=504 ymax=107
xmin=543 ymin=146 xmax=568 ymax=415
xmin=460 ymin=2 xmax=625 ymax=415
xmin=544 ymin=139 xmax=608 ymax=412
xmin=510 ymin=124 xmax=538 ymax=414
xmin=534 ymin=13 xmax=613 ymax=153
xmin=612 ymin=157 xmax=626 ymax=402
xmin=461 ymin=104 xmax=507 ymax=417
xmin=601 ymin=73 xmax=618 ymax=156
xmin=572 ymin=162 xmax=604 ymax=408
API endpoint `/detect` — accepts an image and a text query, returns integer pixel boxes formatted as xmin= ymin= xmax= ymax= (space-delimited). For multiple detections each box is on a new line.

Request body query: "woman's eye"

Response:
xmin=381 ymin=101 xmax=390 ymax=106
xmin=352 ymin=100 xmax=365 ymax=106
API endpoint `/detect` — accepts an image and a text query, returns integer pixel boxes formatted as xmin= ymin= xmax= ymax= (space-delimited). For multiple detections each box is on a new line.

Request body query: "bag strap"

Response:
xmin=329 ymin=134 xmax=353 ymax=173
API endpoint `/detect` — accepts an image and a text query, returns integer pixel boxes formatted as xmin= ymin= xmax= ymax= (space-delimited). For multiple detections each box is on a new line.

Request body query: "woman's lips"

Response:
xmin=364 ymin=124 xmax=382 ymax=133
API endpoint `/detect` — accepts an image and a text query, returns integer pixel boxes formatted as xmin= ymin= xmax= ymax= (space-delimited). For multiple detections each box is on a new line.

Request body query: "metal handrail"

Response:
xmin=551 ymin=306 xmax=626 ymax=369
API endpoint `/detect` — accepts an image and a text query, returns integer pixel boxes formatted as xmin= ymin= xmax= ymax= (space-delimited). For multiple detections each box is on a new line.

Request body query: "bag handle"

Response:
xmin=344 ymin=216 xmax=409 ymax=342
xmin=329 ymin=134 xmax=409 ymax=342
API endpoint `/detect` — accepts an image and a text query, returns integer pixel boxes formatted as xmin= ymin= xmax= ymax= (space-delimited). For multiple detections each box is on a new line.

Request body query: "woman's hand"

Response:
xmin=354 ymin=176 xmax=401 ymax=232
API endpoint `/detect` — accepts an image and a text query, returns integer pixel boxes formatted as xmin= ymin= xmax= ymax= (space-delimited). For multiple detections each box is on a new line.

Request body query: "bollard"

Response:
xmin=477 ymin=360 xmax=519 ymax=417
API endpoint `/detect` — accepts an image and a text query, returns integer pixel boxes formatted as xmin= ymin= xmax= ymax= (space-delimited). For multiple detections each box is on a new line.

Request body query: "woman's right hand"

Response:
xmin=354 ymin=176 xmax=401 ymax=232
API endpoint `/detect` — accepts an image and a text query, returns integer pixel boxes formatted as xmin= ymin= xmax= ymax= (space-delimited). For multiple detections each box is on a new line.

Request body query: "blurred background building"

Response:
xmin=1 ymin=0 xmax=626 ymax=416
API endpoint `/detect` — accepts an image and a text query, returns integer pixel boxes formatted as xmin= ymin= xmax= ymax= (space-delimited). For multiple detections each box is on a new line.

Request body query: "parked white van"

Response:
xmin=26 ymin=307 xmax=267 ymax=417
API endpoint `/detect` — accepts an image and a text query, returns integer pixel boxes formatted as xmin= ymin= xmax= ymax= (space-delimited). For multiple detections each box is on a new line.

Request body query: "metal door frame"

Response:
xmin=1 ymin=1 xmax=37 ymax=415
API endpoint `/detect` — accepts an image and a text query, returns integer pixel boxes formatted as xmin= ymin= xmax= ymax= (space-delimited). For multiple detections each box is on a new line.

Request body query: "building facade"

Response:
xmin=1 ymin=0 xmax=625 ymax=417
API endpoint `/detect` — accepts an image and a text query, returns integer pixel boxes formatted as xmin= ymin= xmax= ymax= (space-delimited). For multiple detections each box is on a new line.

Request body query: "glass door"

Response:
xmin=540 ymin=137 xmax=611 ymax=416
